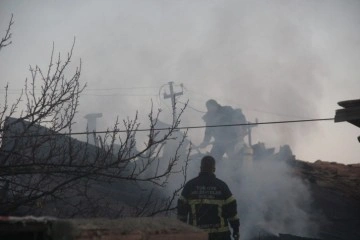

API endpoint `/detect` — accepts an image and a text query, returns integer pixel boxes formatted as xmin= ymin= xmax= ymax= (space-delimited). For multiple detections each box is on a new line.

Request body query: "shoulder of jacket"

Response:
xmin=213 ymin=177 xmax=226 ymax=185
xmin=222 ymin=106 xmax=234 ymax=111
xmin=185 ymin=176 xmax=200 ymax=186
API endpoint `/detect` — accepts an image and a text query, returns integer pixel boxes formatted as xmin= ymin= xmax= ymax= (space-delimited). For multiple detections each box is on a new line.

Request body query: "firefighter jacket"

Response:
xmin=177 ymin=172 xmax=240 ymax=235
xmin=202 ymin=106 xmax=247 ymax=145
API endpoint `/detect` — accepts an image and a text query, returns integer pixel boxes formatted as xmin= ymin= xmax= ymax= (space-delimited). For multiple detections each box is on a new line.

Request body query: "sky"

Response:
xmin=0 ymin=0 xmax=359 ymax=164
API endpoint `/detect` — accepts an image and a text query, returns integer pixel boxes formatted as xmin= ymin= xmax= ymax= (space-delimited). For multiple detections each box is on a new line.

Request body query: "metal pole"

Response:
xmin=163 ymin=82 xmax=183 ymax=125
xmin=169 ymin=82 xmax=176 ymax=124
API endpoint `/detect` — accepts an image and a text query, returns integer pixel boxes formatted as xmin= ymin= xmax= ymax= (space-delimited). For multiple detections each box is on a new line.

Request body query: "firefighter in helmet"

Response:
xmin=177 ymin=155 xmax=240 ymax=240
xmin=199 ymin=99 xmax=247 ymax=160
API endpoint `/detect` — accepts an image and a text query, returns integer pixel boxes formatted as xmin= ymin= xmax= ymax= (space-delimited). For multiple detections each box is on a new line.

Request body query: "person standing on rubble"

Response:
xmin=199 ymin=99 xmax=247 ymax=160
xmin=177 ymin=155 xmax=240 ymax=240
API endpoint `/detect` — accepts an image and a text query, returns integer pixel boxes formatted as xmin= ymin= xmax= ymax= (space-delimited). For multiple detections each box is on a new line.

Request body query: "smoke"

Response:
xmin=216 ymin=156 xmax=319 ymax=239
xmin=2 ymin=0 xmax=360 ymax=163
xmin=158 ymin=135 xmax=320 ymax=239
xmin=0 ymin=0 xmax=359 ymax=230
xmin=172 ymin=0 xmax=325 ymax=149
xmin=72 ymin=0 xmax=329 ymax=150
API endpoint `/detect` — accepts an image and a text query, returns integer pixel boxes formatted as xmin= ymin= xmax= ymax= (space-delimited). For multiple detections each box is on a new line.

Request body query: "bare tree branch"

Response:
xmin=0 ymin=14 xmax=14 ymax=51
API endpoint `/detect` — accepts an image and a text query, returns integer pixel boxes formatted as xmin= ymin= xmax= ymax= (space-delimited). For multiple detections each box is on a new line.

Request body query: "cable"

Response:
xmin=85 ymin=87 xmax=158 ymax=91
xmin=0 ymin=117 xmax=335 ymax=139
xmin=0 ymin=86 xmax=160 ymax=97
xmin=182 ymin=85 xmax=313 ymax=119
xmin=177 ymin=100 xmax=206 ymax=114
xmin=80 ymin=93 xmax=158 ymax=97
xmin=0 ymin=86 xmax=159 ymax=92
xmin=1 ymin=83 xmax=318 ymax=119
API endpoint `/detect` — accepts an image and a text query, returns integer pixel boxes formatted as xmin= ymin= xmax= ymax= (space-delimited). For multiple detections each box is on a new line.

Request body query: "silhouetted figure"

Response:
xmin=199 ymin=99 xmax=247 ymax=160
xmin=177 ymin=155 xmax=240 ymax=240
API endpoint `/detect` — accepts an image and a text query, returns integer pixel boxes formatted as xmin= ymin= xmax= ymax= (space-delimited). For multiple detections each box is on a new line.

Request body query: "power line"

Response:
xmin=0 ymin=86 xmax=160 ymax=96
xmin=178 ymin=100 xmax=206 ymax=114
xmin=182 ymin=85 xmax=314 ymax=119
xmin=0 ymin=92 xmax=159 ymax=97
xmin=85 ymin=87 xmax=159 ymax=90
xmin=0 ymin=83 xmax=321 ymax=120
xmin=0 ymin=117 xmax=335 ymax=139
xmin=80 ymin=93 xmax=158 ymax=97
xmin=0 ymin=86 xmax=159 ymax=92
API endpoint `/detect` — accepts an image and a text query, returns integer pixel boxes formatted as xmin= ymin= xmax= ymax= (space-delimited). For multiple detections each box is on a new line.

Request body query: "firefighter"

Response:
xmin=177 ymin=155 xmax=240 ymax=240
xmin=199 ymin=99 xmax=247 ymax=161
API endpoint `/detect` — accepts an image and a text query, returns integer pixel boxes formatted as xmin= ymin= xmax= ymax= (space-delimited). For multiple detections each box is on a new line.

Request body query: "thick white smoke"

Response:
xmin=0 ymin=0 xmax=359 ymax=233
xmin=217 ymin=156 xmax=319 ymax=239
xmin=1 ymin=0 xmax=359 ymax=164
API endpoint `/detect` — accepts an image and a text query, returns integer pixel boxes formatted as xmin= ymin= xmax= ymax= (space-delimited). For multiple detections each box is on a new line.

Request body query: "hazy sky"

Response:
xmin=0 ymin=0 xmax=359 ymax=164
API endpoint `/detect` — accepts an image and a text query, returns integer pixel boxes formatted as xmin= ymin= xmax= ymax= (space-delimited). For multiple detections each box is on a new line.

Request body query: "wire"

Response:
xmin=0 ymin=86 xmax=160 ymax=96
xmin=0 ymin=117 xmax=335 ymax=138
xmin=182 ymin=85 xmax=313 ymax=119
xmin=0 ymin=86 xmax=161 ymax=100
xmin=177 ymin=100 xmax=206 ymax=114
xmin=80 ymin=93 xmax=158 ymax=97
xmin=85 ymin=87 xmax=159 ymax=90
xmin=1 ymin=83 xmax=317 ymax=119
xmin=0 ymin=86 xmax=159 ymax=92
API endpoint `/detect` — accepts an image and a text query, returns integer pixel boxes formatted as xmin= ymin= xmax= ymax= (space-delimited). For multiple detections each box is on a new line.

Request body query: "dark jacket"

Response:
xmin=202 ymin=106 xmax=247 ymax=145
xmin=177 ymin=172 xmax=240 ymax=239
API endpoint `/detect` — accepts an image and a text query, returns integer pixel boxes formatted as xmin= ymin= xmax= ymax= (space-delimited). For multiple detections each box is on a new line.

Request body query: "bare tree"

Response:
xmin=0 ymin=15 xmax=191 ymax=218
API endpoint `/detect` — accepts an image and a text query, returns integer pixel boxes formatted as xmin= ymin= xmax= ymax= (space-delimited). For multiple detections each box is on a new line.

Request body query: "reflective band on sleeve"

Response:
xmin=218 ymin=204 xmax=224 ymax=227
xmin=228 ymin=214 xmax=239 ymax=221
xmin=187 ymin=198 xmax=234 ymax=231
xmin=224 ymin=196 xmax=236 ymax=205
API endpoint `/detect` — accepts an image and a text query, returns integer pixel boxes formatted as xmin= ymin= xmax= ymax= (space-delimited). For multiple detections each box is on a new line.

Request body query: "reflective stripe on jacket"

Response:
xmin=177 ymin=172 xmax=240 ymax=234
